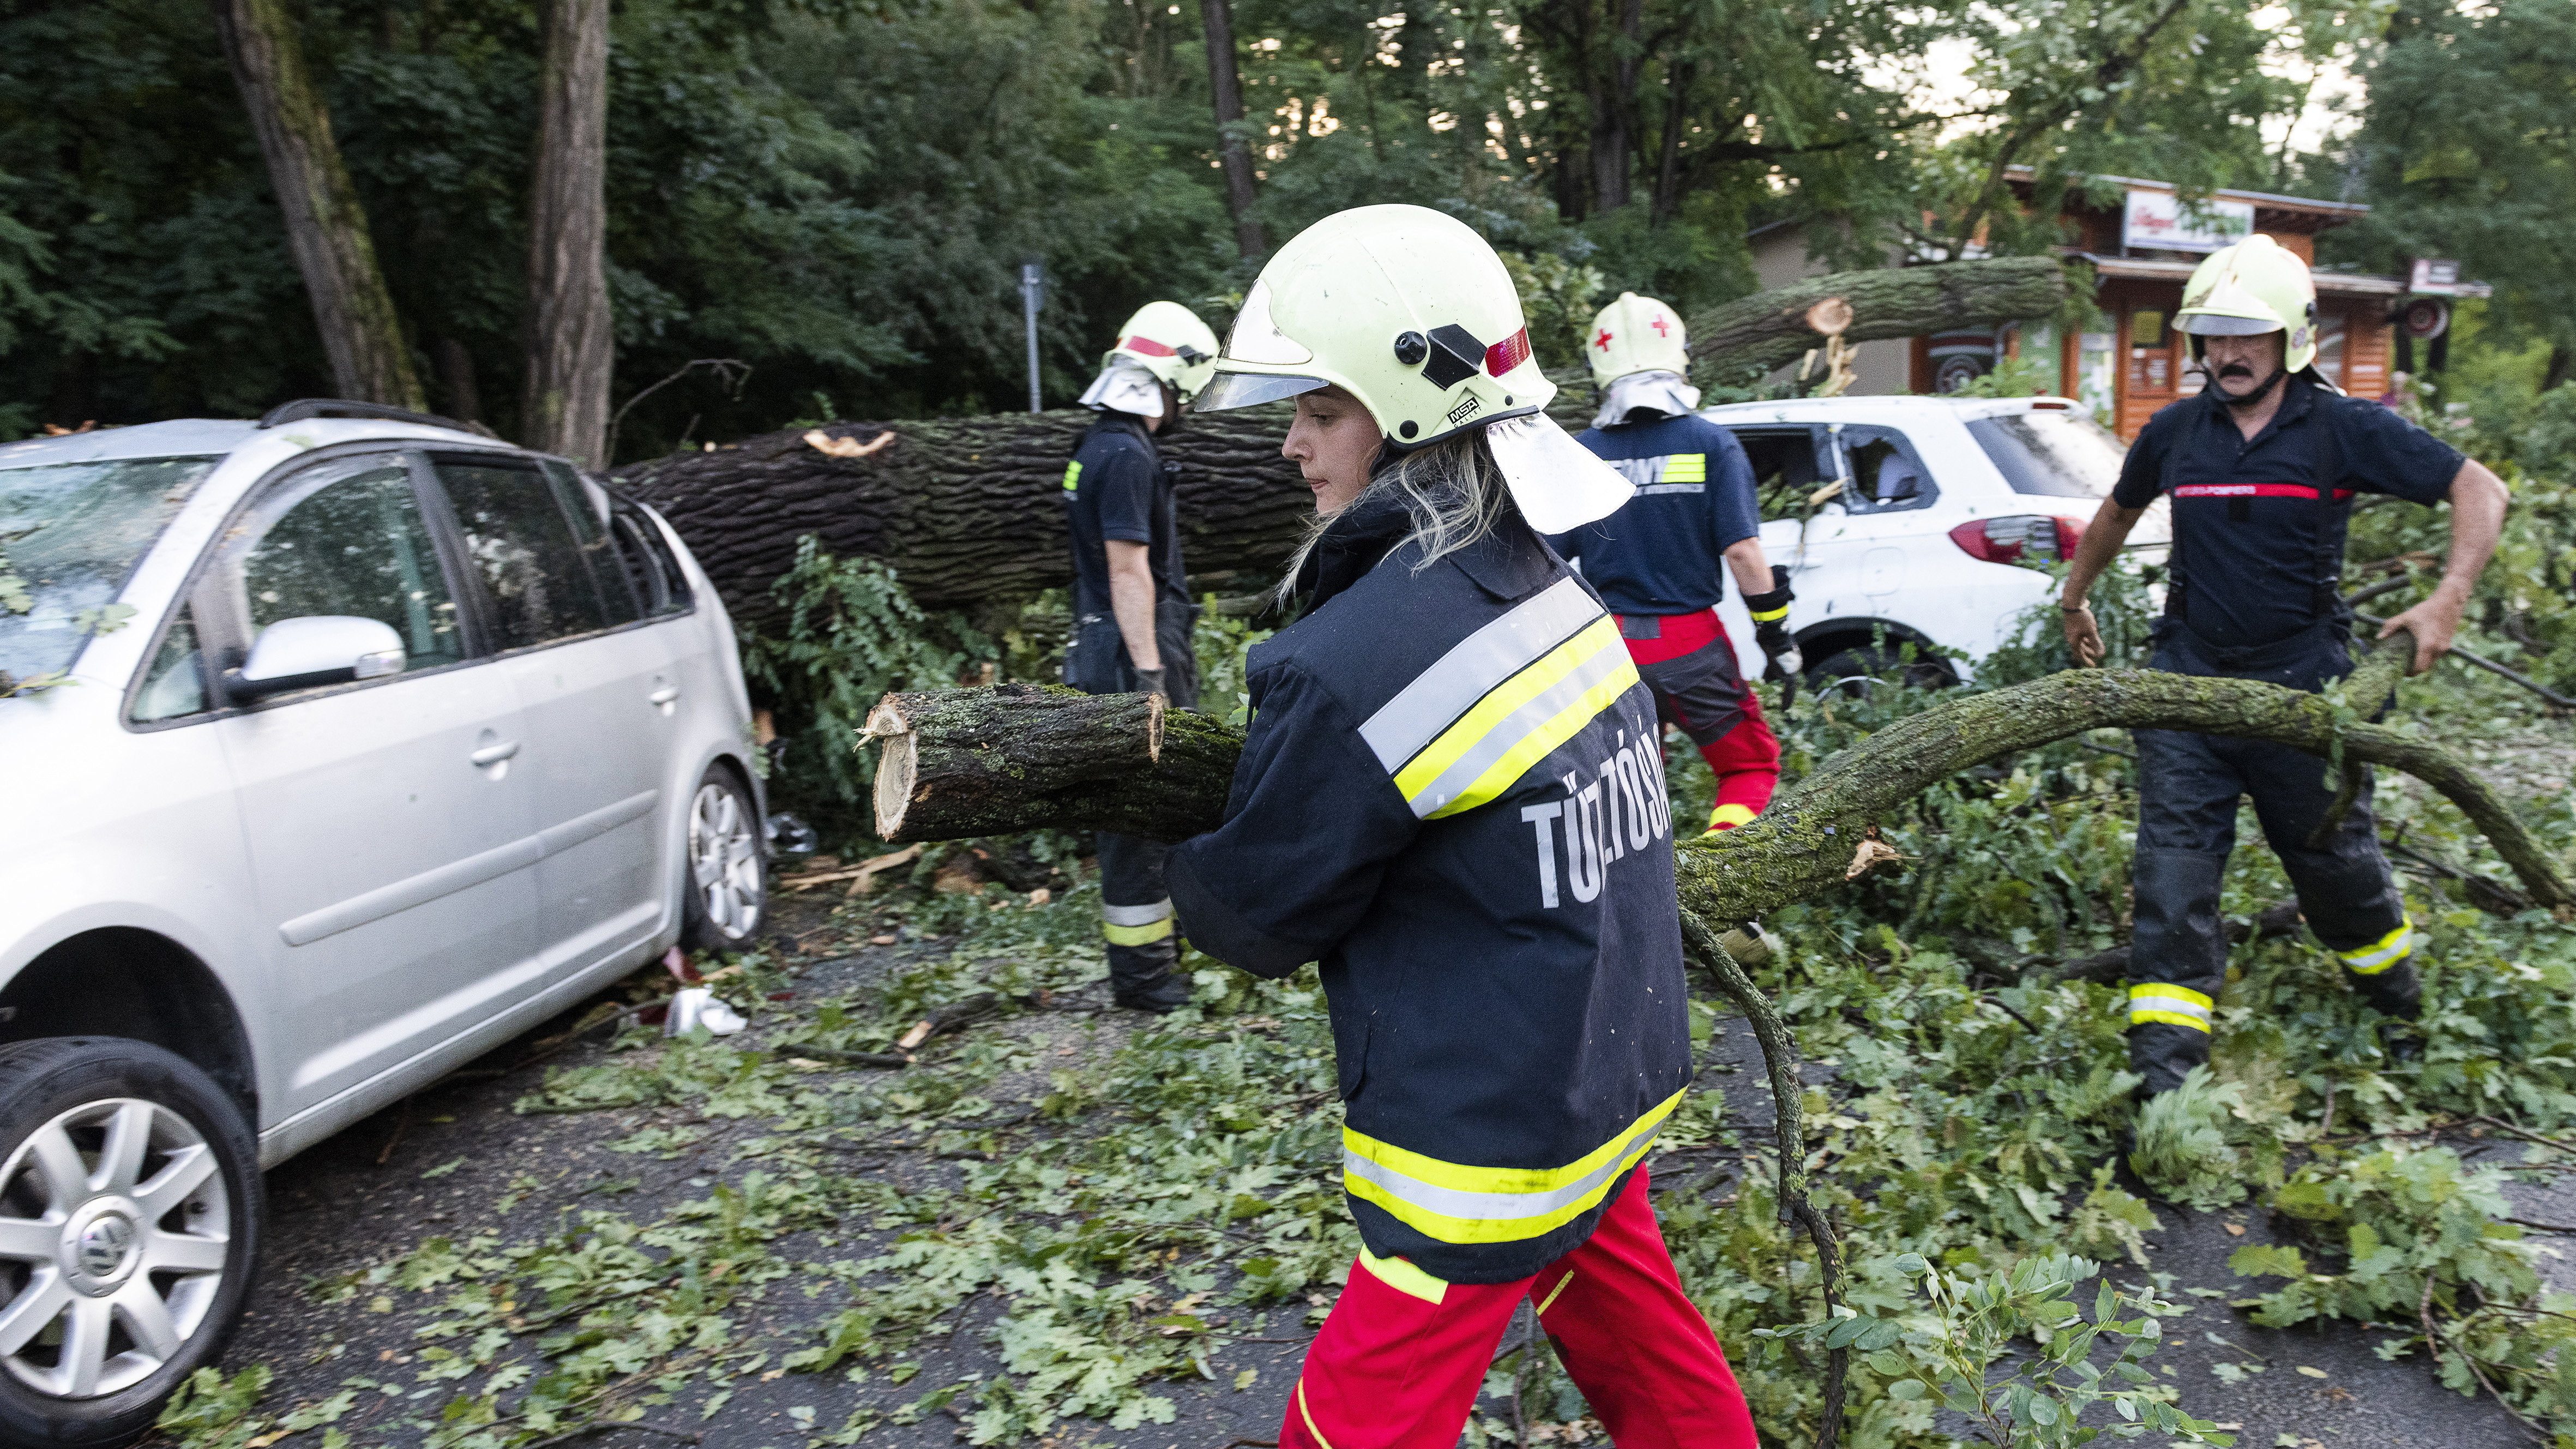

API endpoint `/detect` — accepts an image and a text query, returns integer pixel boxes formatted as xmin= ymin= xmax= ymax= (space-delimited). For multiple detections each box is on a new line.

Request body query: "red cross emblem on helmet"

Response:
xmin=1594 ymin=329 xmax=1613 ymax=351
xmin=1650 ymin=315 xmax=1670 ymax=337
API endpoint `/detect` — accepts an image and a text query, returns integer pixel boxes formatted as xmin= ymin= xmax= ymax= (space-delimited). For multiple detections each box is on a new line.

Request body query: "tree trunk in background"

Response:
xmin=1648 ymin=59 xmax=1693 ymax=225
xmin=1588 ymin=0 xmax=1642 ymax=214
xmin=614 ymin=257 xmax=2069 ymax=623
xmin=213 ymin=0 xmax=425 ymax=410
xmin=1198 ymin=0 xmax=1267 ymax=259
xmin=523 ymin=0 xmax=613 ymax=465
xmin=433 ymin=336 xmax=483 ymax=425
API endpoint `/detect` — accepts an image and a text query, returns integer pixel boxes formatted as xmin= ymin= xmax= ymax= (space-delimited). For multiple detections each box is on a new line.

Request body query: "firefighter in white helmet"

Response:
xmin=1169 ymin=206 xmax=1758 ymax=1449
xmin=1550 ymin=292 xmax=1793 ymax=833
xmin=2056 ymin=233 xmax=2511 ymax=1110
xmin=1063 ymin=300 xmax=1221 ymax=1012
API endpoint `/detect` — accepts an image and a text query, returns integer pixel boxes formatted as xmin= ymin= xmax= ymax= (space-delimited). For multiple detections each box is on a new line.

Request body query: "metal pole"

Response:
xmin=1021 ymin=260 xmax=1045 ymax=413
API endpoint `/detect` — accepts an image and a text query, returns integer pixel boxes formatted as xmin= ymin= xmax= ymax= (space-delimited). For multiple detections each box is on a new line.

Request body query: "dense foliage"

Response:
xmin=9 ymin=0 xmax=2555 ymax=456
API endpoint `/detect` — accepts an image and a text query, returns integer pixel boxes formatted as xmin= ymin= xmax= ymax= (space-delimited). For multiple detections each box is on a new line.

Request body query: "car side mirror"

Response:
xmin=224 ymin=615 xmax=406 ymax=704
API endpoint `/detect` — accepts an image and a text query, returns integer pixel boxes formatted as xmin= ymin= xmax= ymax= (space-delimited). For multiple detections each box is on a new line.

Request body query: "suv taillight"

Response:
xmin=1949 ymin=515 xmax=2084 ymax=568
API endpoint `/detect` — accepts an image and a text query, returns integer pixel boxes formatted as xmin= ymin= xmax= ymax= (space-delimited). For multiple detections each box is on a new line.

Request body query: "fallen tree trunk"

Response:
xmin=1686 ymin=254 xmax=2067 ymax=381
xmin=862 ymin=665 xmax=2576 ymax=919
xmin=614 ymin=256 xmax=2069 ymax=624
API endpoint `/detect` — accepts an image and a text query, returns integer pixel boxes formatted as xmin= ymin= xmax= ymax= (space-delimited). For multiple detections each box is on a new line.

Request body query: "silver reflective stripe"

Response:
xmin=2127 ymin=990 xmax=2212 ymax=1025
xmin=1404 ymin=639 xmax=1633 ymax=819
xmin=2339 ymin=929 xmax=2412 ymax=971
xmin=1359 ymin=576 xmax=1601 ymax=774
xmin=1102 ymin=899 xmax=1173 ymax=927
xmin=1634 ymin=483 xmax=1705 ymax=496
xmin=1340 ymin=1111 xmax=1666 ymax=1224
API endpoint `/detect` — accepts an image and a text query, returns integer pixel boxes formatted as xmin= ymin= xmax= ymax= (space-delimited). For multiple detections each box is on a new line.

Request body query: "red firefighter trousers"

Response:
xmin=1618 ymin=609 xmax=1780 ymax=831
xmin=1279 ymin=1169 xmax=1758 ymax=1449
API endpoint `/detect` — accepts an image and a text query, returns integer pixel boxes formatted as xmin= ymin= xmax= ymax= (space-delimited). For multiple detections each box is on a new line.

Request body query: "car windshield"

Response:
xmin=1967 ymin=412 xmax=2127 ymax=498
xmin=0 ymin=456 xmax=216 ymax=687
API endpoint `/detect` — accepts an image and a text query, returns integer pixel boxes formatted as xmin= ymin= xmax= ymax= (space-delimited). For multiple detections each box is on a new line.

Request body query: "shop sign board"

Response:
xmin=2122 ymin=189 xmax=2254 ymax=253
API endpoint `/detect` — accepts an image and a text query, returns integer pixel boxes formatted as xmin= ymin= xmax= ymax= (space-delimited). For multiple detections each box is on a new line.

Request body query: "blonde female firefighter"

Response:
xmin=1168 ymin=206 xmax=1759 ymax=1449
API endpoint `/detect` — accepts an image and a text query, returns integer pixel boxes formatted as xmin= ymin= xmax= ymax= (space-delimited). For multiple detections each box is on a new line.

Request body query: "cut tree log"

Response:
xmin=862 ymin=658 xmax=2576 ymax=921
xmin=613 ymin=256 xmax=2069 ymax=625
xmin=863 ymin=683 xmax=1241 ymax=843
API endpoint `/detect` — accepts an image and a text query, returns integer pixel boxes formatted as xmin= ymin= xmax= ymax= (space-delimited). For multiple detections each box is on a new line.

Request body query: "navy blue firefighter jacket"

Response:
xmin=1166 ymin=494 xmax=1695 ymax=1284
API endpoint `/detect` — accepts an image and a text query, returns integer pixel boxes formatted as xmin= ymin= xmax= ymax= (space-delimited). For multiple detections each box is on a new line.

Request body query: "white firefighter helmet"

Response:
xmin=1585 ymin=292 xmax=1690 ymax=387
xmin=1080 ymin=301 xmax=1221 ymax=416
xmin=1193 ymin=204 xmax=1630 ymax=532
xmin=2174 ymin=233 xmax=2320 ymax=375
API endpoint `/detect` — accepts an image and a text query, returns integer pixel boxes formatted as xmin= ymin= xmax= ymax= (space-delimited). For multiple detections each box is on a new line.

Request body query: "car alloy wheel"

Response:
xmin=688 ymin=778 xmax=763 ymax=942
xmin=0 ymin=1099 xmax=229 ymax=1400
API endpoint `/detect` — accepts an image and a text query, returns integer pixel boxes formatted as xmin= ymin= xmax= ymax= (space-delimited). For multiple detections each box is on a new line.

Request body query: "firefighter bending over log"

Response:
xmin=1062 ymin=302 xmax=1223 ymax=1013
xmin=2058 ymin=234 xmax=2510 ymax=1101
xmin=1169 ymin=205 xmax=1759 ymax=1449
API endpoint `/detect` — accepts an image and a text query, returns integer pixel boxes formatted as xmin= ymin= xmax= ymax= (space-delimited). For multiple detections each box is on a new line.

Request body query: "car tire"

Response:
xmin=0 ymin=1038 xmax=260 ymax=1449
xmin=681 ymin=765 xmax=767 ymax=953
xmin=1805 ymin=646 xmax=1956 ymax=698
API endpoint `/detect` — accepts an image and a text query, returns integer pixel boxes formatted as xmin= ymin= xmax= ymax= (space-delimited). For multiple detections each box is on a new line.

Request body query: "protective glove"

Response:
xmin=1133 ymin=666 xmax=1168 ymax=699
xmin=1743 ymin=565 xmax=1801 ymax=677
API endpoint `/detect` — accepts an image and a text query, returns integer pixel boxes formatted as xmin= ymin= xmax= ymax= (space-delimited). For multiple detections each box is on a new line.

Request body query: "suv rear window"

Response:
xmin=1968 ymin=412 xmax=2126 ymax=498
xmin=1 ymin=455 xmax=216 ymax=688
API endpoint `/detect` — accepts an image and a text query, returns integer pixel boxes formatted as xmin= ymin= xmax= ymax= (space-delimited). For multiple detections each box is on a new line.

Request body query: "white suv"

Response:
xmin=1700 ymin=395 xmax=2167 ymax=687
xmin=0 ymin=402 xmax=769 ymax=1445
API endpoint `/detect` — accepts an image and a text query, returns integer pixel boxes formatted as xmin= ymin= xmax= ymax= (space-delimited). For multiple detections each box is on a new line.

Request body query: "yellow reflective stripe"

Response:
xmin=1356 ymin=1249 xmax=1448 ymax=1305
xmin=1708 ymin=802 xmax=1757 ymax=830
xmin=2127 ymin=982 xmax=2213 ymax=1032
xmin=2128 ymin=982 xmax=2212 ymax=1009
xmin=1533 ymin=1268 xmax=1575 ymax=1316
xmin=2337 ymin=917 xmax=2414 ymax=975
xmin=1747 ymin=603 xmax=1790 ymax=622
xmin=1394 ymin=618 xmax=1638 ymax=820
xmin=1662 ymin=453 xmax=1706 ymax=483
xmin=1340 ymin=1089 xmax=1683 ymax=1244
xmin=1103 ymin=917 xmax=1174 ymax=946
xmin=1296 ymin=1380 xmax=1337 ymax=1449
xmin=1062 ymin=460 xmax=1083 ymax=493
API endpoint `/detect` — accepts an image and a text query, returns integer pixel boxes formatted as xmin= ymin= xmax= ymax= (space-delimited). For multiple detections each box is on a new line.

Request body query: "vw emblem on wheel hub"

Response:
xmin=59 ymin=1199 xmax=146 ymax=1294
xmin=76 ymin=1216 xmax=131 ymax=1278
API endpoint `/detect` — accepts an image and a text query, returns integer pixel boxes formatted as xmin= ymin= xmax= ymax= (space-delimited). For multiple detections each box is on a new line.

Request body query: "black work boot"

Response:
xmin=2353 ymin=959 xmax=2424 ymax=1066
xmin=1108 ymin=941 xmax=1191 ymax=1014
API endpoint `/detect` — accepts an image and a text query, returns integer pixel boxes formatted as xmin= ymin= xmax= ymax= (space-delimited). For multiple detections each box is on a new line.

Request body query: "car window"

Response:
xmin=434 ymin=459 xmax=615 ymax=650
xmin=236 ymin=458 xmax=466 ymax=675
xmin=1726 ymin=427 xmax=1827 ymax=521
xmin=541 ymin=460 xmax=642 ymax=625
xmin=130 ymin=604 xmax=207 ymax=723
xmin=0 ymin=455 xmax=217 ymax=687
xmin=1966 ymin=412 xmax=2126 ymax=498
xmin=609 ymin=504 xmax=693 ymax=618
xmin=1831 ymin=425 xmax=1938 ymax=515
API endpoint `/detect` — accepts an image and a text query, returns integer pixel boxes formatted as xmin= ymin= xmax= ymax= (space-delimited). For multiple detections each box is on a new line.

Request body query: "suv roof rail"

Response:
xmin=257 ymin=399 xmax=496 ymax=437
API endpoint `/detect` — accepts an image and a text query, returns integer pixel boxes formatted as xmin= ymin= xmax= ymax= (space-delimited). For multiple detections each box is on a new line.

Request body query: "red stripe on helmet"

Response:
xmin=1483 ymin=328 xmax=1532 ymax=377
xmin=1118 ymin=335 xmax=1178 ymax=358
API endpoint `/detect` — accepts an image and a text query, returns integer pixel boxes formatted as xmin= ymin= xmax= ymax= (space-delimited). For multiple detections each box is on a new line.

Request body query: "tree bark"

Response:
xmin=523 ymin=0 xmax=614 ymax=466
xmin=612 ymin=256 xmax=2069 ymax=623
xmin=861 ymin=665 xmax=2576 ymax=920
xmin=1198 ymin=0 xmax=1267 ymax=259
xmin=212 ymin=0 xmax=425 ymax=411
xmin=1687 ymin=254 xmax=2068 ymax=381
xmin=866 ymin=683 xmax=1241 ymax=841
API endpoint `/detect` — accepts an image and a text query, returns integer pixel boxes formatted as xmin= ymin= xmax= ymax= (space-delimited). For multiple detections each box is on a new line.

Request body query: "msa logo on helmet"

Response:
xmin=1447 ymin=394 xmax=1483 ymax=426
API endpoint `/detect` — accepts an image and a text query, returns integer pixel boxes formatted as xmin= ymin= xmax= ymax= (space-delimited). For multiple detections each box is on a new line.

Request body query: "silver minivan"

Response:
xmin=0 ymin=402 xmax=771 ymax=1445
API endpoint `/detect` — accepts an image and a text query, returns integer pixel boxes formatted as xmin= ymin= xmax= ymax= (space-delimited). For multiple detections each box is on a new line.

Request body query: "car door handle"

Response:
xmin=470 ymin=739 xmax=522 ymax=767
xmin=647 ymin=684 xmax=681 ymax=707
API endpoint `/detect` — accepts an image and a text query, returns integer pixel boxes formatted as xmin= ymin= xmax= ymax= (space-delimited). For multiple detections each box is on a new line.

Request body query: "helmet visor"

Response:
xmin=1191 ymin=370 xmax=1329 ymax=414
xmin=2175 ymin=311 xmax=2283 ymax=337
